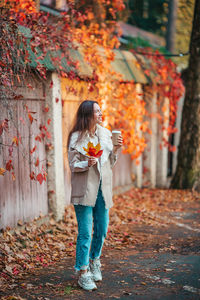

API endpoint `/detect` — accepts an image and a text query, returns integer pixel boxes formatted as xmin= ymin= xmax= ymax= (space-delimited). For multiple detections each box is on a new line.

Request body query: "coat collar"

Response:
xmin=69 ymin=124 xmax=113 ymax=166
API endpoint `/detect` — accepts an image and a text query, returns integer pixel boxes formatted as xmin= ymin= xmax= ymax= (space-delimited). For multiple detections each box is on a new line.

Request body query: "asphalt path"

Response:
xmin=1 ymin=205 xmax=200 ymax=300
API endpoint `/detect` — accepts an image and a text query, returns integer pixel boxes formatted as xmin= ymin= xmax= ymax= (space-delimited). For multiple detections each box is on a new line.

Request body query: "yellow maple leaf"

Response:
xmin=83 ymin=142 xmax=103 ymax=158
xmin=12 ymin=136 xmax=19 ymax=146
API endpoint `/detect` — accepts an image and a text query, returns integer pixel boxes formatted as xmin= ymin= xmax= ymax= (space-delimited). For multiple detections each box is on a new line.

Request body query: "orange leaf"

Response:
xmin=0 ymin=168 xmax=6 ymax=176
xmin=169 ymin=145 xmax=176 ymax=152
xmin=12 ymin=136 xmax=18 ymax=146
xmin=95 ymin=143 xmax=101 ymax=152
xmin=28 ymin=113 xmax=33 ymax=124
xmin=144 ymin=69 xmax=150 ymax=76
xmin=135 ymin=159 xmax=140 ymax=165
xmin=35 ymin=158 xmax=39 ymax=167
xmin=12 ymin=172 xmax=16 ymax=181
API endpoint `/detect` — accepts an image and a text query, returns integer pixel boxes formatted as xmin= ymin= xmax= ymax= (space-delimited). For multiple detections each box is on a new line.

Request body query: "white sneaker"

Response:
xmin=90 ymin=259 xmax=102 ymax=281
xmin=78 ymin=271 xmax=97 ymax=290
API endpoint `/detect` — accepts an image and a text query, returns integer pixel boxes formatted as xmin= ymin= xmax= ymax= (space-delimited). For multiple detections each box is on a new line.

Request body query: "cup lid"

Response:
xmin=112 ymin=130 xmax=121 ymax=133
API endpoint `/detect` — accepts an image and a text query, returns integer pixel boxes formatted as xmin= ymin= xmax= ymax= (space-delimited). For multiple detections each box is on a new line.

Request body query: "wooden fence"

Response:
xmin=0 ymin=76 xmax=48 ymax=229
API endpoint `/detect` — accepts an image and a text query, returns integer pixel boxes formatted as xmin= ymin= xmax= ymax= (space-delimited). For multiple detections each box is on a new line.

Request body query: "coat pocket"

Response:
xmin=71 ymin=171 xmax=88 ymax=197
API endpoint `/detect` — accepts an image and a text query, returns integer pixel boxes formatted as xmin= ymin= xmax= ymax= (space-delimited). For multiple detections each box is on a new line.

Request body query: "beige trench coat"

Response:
xmin=68 ymin=125 xmax=117 ymax=209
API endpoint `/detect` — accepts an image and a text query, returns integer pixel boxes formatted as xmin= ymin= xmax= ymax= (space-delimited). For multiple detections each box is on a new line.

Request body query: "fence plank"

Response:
xmin=135 ymin=84 xmax=143 ymax=188
xmin=0 ymin=82 xmax=48 ymax=229
xmin=150 ymin=92 xmax=158 ymax=188
xmin=161 ymin=97 xmax=170 ymax=187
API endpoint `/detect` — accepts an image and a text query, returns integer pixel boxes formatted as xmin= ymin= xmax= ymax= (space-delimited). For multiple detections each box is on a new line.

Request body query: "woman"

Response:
xmin=67 ymin=100 xmax=123 ymax=290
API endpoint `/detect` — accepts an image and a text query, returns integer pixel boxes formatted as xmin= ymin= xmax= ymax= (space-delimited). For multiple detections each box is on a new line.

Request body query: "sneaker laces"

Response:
xmin=92 ymin=259 xmax=101 ymax=271
xmin=81 ymin=271 xmax=93 ymax=283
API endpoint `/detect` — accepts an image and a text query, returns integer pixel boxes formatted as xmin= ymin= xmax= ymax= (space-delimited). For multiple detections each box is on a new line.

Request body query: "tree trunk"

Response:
xmin=166 ymin=0 xmax=178 ymax=52
xmin=171 ymin=0 xmax=200 ymax=191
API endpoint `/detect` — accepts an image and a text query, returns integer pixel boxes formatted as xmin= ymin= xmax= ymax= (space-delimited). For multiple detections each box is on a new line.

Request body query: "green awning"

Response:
xmin=18 ymin=25 xmax=93 ymax=77
xmin=111 ymin=49 xmax=149 ymax=84
xmin=18 ymin=25 xmax=150 ymax=84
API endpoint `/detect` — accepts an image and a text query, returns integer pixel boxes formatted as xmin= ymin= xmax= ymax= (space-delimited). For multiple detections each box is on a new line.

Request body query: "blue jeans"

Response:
xmin=74 ymin=186 xmax=109 ymax=271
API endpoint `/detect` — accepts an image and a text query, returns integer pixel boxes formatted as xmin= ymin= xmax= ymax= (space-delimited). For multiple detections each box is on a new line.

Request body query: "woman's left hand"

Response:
xmin=113 ymin=135 xmax=123 ymax=153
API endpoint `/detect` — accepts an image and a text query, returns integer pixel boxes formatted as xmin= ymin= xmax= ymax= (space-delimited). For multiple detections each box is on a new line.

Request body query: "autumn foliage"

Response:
xmin=0 ymin=0 xmax=184 ymax=182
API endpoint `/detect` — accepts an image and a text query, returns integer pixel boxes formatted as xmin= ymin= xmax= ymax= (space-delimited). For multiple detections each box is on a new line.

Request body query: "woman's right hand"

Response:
xmin=88 ymin=156 xmax=97 ymax=167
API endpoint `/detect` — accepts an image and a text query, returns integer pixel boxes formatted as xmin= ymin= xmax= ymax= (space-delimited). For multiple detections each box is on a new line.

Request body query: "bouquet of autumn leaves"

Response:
xmin=83 ymin=142 xmax=103 ymax=158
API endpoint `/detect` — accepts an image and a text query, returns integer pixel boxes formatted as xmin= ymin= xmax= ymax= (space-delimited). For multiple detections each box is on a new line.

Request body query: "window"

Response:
xmin=40 ymin=0 xmax=68 ymax=11
xmin=40 ymin=0 xmax=55 ymax=8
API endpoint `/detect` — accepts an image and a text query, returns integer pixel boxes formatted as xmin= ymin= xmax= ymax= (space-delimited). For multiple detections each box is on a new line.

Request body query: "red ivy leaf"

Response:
xmin=30 ymin=146 xmax=37 ymax=154
xmin=88 ymin=84 xmax=94 ymax=92
xmin=8 ymin=146 xmax=13 ymax=156
xmin=14 ymin=94 xmax=24 ymax=100
xmin=0 ymin=119 xmax=9 ymax=136
xmin=27 ymin=84 xmax=33 ymax=89
xmin=35 ymin=135 xmax=42 ymax=142
xmin=30 ymin=171 xmax=36 ymax=180
xmin=43 ymin=106 xmax=49 ymax=113
xmin=6 ymin=160 xmax=14 ymax=171
xmin=50 ymin=81 xmax=53 ymax=88
xmin=36 ymin=173 xmax=43 ymax=185
xmin=46 ymin=131 xmax=51 ymax=139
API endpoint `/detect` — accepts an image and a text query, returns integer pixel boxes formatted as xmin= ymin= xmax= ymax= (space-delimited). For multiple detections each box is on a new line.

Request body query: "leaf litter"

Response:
xmin=0 ymin=188 xmax=199 ymax=293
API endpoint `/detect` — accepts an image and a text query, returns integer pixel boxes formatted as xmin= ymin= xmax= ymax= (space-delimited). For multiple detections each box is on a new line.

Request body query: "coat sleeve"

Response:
xmin=68 ymin=147 xmax=89 ymax=172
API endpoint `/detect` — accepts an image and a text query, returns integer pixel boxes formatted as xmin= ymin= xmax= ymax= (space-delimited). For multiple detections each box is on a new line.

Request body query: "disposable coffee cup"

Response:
xmin=112 ymin=130 xmax=121 ymax=146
